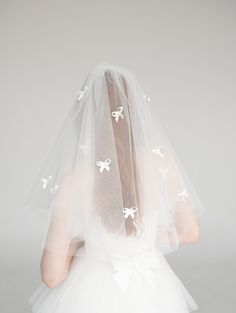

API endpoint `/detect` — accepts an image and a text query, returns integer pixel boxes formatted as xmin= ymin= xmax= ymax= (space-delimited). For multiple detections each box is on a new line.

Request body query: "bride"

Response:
xmin=27 ymin=62 xmax=203 ymax=313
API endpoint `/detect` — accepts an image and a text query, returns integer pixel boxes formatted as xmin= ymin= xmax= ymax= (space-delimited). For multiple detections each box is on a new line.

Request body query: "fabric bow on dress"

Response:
xmin=110 ymin=250 xmax=161 ymax=291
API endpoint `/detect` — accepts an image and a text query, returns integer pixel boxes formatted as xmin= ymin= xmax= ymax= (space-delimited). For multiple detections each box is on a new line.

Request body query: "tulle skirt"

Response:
xmin=29 ymin=251 xmax=198 ymax=313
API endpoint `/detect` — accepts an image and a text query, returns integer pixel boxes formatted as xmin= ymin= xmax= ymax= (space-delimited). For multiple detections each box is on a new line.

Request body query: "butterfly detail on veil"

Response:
xmin=40 ymin=176 xmax=59 ymax=195
xmin=152 ymin=147 xmax=164 ymax=159
xmin=40 ymin=176 xmax=52 ymax=189
xmin=96 ymin=159 xmax=112 ymax=173
xmin=111 ymin=107 xmax=124 ymax=122
xmin=122 ymin=207 xmax=138 ymax=219
xmin=77 ymin=86 xmax=88 ymax=101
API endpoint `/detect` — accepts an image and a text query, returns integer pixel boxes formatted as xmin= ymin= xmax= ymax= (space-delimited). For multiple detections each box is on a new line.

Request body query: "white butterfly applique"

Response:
xmin=77 ymin=86 xmax=88 ymax=101
xmin=96 ymin=159 xmax=112 ymax=173
xmin=122 ymin=207 xmax=138 ymax=219
xmin=40 ymin=176 xmax=52 ymax=189
xmin=152 ymin=147 xmax=164 ymax=159
xmin=111 ymin=107 xmax=124 ymax=122
xmin=40 ymin=175 xmax=59 ymax=196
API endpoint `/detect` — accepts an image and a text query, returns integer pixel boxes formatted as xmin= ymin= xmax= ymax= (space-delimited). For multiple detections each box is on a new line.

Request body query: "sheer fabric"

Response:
xmin=26 ymin=62 xmax=204 ymax=257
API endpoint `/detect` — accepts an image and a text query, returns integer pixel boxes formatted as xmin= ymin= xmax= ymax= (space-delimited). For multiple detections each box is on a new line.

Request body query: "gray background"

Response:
xmin=1 ymin=0 xmax=235 ymax=312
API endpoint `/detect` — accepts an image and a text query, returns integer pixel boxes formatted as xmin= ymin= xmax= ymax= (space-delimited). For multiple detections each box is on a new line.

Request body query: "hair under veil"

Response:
xmin=26 ymin=62 xmax=204 ymax=257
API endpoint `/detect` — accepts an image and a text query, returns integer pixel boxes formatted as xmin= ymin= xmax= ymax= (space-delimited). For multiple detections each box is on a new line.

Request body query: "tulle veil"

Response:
xmin=26 ymin=62 xmax=204 ymax=257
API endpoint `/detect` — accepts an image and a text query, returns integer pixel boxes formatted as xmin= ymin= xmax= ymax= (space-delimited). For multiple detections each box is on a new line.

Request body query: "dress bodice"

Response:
xmin=74 ymin=208 xmax=166 ymax=292
xmin=81 ymin=208 xmax=160 ymax=261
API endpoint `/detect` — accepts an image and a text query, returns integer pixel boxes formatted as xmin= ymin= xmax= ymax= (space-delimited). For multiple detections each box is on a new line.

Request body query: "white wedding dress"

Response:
xmin=29 ymin=208 xmax=198 ymax=313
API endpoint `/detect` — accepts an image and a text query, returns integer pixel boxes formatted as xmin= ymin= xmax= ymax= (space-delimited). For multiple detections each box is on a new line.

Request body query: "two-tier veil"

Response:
xmin=26 ymin=62 xmax=204 ymax=257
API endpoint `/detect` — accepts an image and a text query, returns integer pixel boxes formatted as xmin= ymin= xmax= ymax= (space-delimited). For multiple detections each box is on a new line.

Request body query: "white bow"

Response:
xmin=111 ymin=106 xmax=124 ymax=122
xmin=178 ymin=188 xmax=189 ymax=202
xmin=111 ymin=250 xmax=160 ymax=291
xmin=96 ymin=159 xmax=111 ymax=173
xmin=40 ymin=176 xmax=52 ymax=189
xmin=77 ymin=86 xmax=88 ymax=101
xmin=122 ymin=207 xmax=138 ymax=219
xmin=152 ymin=147 xmax=164 ymax=159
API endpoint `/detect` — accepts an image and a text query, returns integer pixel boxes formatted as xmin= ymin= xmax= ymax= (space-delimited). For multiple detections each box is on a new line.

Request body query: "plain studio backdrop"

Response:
xmin=0 ymin=0 xmax=235 ymax=312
